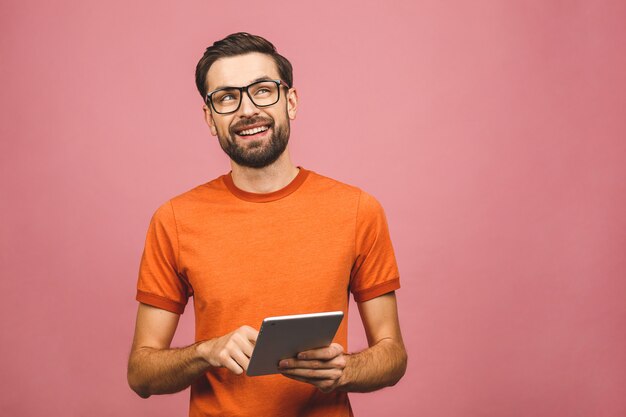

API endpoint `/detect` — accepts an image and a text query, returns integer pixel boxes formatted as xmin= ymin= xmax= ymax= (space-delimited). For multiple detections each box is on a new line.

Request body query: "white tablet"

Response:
xmin=246 ymin=311 xmax=344 ymax=377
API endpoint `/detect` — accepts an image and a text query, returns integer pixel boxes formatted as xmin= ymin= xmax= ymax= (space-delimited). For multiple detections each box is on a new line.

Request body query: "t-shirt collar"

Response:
xmin=222 ymin=167 xmax=310 ymax=203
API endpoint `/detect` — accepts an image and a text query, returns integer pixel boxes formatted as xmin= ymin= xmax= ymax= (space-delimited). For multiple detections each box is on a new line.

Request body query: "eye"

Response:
xmin=218 ymin=94 xmax=236 ymax=102
xmin=212 ymin=89 xmax=239 ymax=104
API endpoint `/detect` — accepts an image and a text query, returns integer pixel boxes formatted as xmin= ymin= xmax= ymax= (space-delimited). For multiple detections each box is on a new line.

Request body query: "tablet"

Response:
xmin=246 ymin=311 xmax=344 ymax=377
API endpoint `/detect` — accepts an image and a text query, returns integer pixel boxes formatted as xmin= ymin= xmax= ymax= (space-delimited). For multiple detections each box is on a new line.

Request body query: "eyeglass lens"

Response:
xmin=211 ymin=81 xmax=280 ymax=114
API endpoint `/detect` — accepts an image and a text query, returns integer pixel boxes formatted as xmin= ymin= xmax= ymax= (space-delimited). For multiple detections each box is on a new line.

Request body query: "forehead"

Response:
xmin=206 ymin=52 xmax=280 ymax=90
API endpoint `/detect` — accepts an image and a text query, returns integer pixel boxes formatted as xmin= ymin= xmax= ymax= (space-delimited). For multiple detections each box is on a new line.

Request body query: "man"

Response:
xmin=127 ymin=32 xmax=407 ymax=417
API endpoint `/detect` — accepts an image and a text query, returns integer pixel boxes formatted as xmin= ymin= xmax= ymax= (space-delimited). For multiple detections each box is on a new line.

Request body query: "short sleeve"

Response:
xmin=136 ymin=201 xmax=192 ymax=314
xmin=350 ymin=191 xmax=400 ymax=302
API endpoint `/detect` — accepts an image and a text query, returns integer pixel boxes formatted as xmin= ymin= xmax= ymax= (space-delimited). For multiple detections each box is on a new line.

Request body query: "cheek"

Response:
xmin=217 ymin=126 xmax=230 ymax=139
xmin=215 ymin=120 xmax=232 ymax=136
xmin=269 ymin=110 xmax=286 ymax=125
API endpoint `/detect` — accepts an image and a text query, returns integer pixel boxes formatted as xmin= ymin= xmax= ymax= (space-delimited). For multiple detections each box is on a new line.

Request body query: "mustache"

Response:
xmin=230 ymin=116 xmax=274 ymax=133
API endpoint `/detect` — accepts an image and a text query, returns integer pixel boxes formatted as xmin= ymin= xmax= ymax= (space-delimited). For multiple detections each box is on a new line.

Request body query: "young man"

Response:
xmin=127 ymin=32 xmax=407 ymax=417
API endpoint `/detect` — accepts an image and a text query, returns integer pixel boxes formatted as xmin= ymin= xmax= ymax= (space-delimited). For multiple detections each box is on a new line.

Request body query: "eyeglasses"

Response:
xmin=205 ymin=79 xmax=290 ymax=115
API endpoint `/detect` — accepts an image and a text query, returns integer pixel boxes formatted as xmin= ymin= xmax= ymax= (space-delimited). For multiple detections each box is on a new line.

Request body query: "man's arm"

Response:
xmin=278 ymin=291 xmax=407 ymax=392
xmin=127 ymin=303 xmax=258 ymax=398
xmin=339 ymin=291 xmax=407 ymax=391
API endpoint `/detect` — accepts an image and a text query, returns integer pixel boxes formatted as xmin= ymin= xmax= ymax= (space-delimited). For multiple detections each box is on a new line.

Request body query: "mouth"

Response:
xmin=232 ymin=120 xmax=272 ymax=140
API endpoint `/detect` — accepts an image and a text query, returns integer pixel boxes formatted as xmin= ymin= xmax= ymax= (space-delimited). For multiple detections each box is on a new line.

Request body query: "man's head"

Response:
xmin=195 ymin=33 xmax=297 ymax=168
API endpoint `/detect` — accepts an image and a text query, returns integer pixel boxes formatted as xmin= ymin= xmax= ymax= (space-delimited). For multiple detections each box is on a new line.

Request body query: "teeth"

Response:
xmin=239 ymin=126 xmax=269 ymax=136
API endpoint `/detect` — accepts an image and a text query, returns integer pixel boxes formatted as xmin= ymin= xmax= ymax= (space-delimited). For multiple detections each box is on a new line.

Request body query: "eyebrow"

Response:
xmin=210 ymin=75 xmax=276 ymax=93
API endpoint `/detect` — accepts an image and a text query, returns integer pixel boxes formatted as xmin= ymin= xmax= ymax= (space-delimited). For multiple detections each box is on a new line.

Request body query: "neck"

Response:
xmin=229 ymin=148 xmax=299 ymax=194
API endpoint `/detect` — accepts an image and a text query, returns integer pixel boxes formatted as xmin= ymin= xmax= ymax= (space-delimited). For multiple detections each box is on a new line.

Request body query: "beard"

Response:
xmin=217 ymin=116 xmax=290 ymax=169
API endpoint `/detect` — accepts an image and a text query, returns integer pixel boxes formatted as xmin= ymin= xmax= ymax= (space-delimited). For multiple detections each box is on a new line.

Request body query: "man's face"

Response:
xmin=203 ymin=53 xmax=298 ymax=168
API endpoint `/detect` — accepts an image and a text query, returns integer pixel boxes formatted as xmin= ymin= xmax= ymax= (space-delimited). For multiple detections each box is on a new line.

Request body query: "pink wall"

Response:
xmin=2 ymin=1 xmax=625 ymax=416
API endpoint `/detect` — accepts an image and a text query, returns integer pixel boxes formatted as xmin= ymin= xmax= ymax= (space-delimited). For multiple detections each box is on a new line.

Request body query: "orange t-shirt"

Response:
xmin=136 ymin=168 xmax=400 ymax=417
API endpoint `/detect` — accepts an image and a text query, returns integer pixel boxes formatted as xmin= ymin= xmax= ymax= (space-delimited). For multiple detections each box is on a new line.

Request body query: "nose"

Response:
xmin=238 ymin=91 xmax=259 ymax=117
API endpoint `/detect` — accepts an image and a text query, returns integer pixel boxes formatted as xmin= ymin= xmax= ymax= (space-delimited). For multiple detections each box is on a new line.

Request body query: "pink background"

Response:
xmin=2 ymin=1 xmax=625 ymax=416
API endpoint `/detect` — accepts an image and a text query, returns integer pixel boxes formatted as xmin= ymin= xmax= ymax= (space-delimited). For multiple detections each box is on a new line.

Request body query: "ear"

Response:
xmin=203 ymin=104 xmax=218 ymax=136
xmin=286 ymin=88 xmax=298 ymax=120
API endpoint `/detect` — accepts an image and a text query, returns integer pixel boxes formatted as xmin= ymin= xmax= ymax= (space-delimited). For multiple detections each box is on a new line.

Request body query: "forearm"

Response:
xmin=338 ymin=338 xmax=407 ymax=393
xmin=127 ymin=341 xmax=209 ymax=398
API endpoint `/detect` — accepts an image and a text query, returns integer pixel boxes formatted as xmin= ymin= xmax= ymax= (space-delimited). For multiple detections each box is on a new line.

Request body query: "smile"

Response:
xmin=238 ymin=126 xmax=270 ymax=136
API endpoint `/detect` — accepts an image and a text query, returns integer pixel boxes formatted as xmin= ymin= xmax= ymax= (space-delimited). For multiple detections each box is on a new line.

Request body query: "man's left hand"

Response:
xmin=278 ymin=343 xmax=347 ymax=393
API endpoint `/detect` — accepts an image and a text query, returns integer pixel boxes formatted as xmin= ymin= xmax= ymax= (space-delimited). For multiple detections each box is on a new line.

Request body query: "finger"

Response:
xmin=297 ymin=343 xmax=344 ymax=360
xmin=233 ymin=333 xmax=255 ymax=358
xmin=281 ymin=372 xmax=327 ymax=385
xmin=240 ymin=341 xmax=254 ymax=358
xmin=280 ymin=367 xmax=342 ymax=380
xmin=281 ymin=373 xmax=311 ymax=384
xmin=281 ymin=373 xmax=337 ymax=393
xmin=279 ymin=357 xmax=342 ymax=370
xmin=231 ymin=348 xmax=251 ymax=371
xmin=223 ymin=356 xmax=245 ymax=375
xmin=240 ymin=325 xmax=259 ymax=343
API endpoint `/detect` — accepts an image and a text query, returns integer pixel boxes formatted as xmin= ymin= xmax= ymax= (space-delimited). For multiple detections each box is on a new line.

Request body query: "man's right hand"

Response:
xmin=198 ymin=325 xmax=259 ymax=375
xmin=128 ymin=305 xmax=259 ymax=398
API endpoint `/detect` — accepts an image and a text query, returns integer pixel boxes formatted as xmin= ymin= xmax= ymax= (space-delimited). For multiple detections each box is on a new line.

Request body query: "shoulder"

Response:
xmin=303 ymin=169 xmax=387 ymax=217
xmin=304 ymin=170 xmax=362 ymax=199
xmin=170 ymin=176 xmax=226 ymax=205
xmin=149 ymin=175 xmax=227 ymax=221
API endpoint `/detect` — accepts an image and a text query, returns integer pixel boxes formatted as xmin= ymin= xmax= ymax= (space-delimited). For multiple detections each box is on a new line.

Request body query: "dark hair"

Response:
xmin=195 ymin=32 xmax=293 ymax=100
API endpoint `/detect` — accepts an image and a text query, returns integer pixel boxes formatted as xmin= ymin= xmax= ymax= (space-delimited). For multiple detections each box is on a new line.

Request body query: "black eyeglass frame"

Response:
xmin=205 ymin=79 xmax=291 ymax=115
